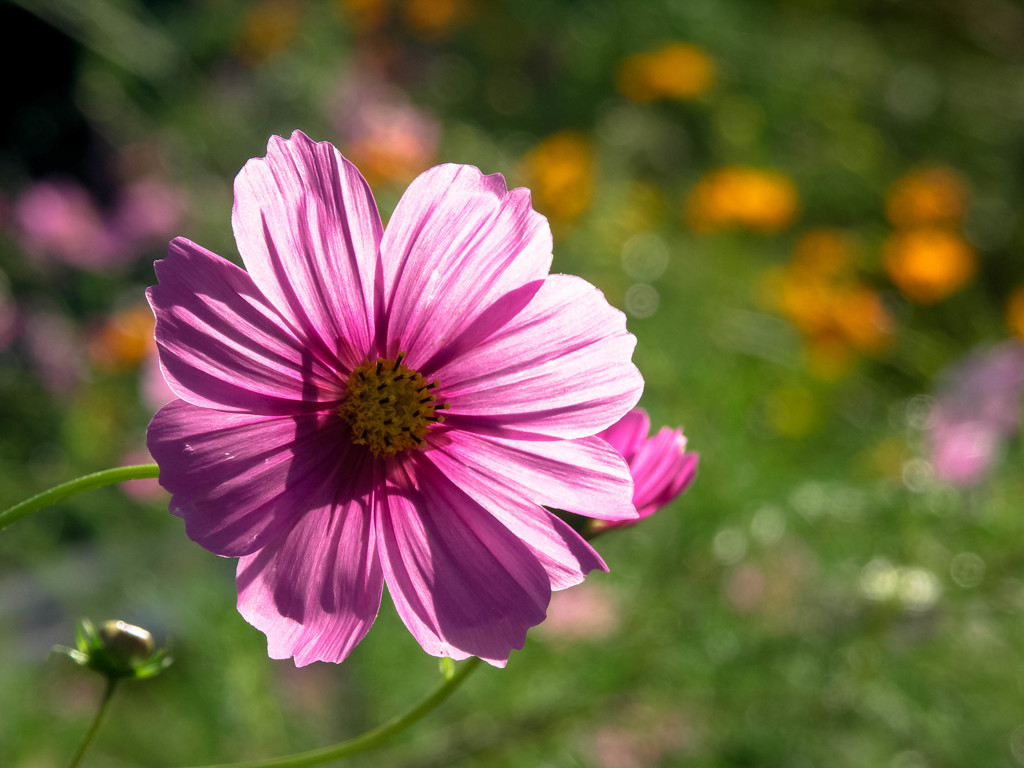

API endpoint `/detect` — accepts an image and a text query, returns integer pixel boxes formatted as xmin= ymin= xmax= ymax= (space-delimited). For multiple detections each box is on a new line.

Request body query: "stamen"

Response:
xmin=339 ymin=356 xmax=449 ymax=458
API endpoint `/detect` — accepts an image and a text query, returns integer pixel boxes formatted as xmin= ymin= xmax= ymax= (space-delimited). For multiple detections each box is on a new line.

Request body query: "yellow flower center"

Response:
xmin=339 ymin=355 xmax=445 ymax=458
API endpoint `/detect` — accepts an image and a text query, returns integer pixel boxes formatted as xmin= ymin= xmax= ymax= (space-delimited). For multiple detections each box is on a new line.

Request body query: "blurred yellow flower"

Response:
xmin=1007 ymin=286 xmax=1024 ymax=340
xmin=804 ymin=338 xmax=857 ymax=381
xmin=765 ymin=384 xmax=821 ymax=437
xmin=883 ymin=229 xmax=976 ymax=304
xmin=89 ymin=305 xmax=155 ymax=372
xmin=865 ymin=437 xmax=911 ymax=481
xmin=686 ymin=167 xmax=799 ymax=234
xmin=235 ymin=0 xmax=303 ymax=64
xmin=616 ymin=43 xmax=715 ymax=102
xmin=885 ymin=167 xmax=968 ymax=229
xmin=617 ymin=182 xmax=666 ymax=236
xmin=519 ymin=132 xmax=595 ymax=231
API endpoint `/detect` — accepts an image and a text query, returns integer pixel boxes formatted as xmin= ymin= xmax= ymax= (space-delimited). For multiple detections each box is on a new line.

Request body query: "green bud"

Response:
xmin=55 ymin=618 xmax=173 ymax=681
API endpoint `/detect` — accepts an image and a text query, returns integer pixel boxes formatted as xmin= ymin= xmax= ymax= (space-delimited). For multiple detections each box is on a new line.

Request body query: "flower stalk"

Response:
xmin=67 ymin=678 xmax=118 ymax=768
xmin=182 ymin=657 xmax=482 ymax=768
xmin=0 ymin=463 xmax=159 ymax=531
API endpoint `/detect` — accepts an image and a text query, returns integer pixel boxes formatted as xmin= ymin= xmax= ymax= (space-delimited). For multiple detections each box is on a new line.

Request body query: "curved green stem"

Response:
xmin=67 ymin=678 xmax=118 ymax=768
xmin=183 ymin=657 xmax=483 ymax=768
xmin=0 ymin=464 xmax=160 ymax=531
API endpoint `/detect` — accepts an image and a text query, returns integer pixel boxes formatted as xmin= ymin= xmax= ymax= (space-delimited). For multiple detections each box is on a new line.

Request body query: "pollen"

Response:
xmin=339 ymin=354 xmax=445 ymax=458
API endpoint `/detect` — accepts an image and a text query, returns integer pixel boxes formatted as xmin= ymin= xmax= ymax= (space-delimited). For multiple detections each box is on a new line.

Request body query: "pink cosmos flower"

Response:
xmin=928 ymin=341 xmax=1024 ymax=487
xmin=146 ymin=131 xmax=643 ymax=667
xmin=535 ymin=579 xmax=621 ymax=644
xmin=14 ymin=180 xmax=127 ymax=270
xmin=597 ymin=408 xmax=697 ymax=525
xmin=14 ymin=177 xmax=187 ymax=271
xmin=331 ymin=66 xmax=441 ymax=186
xmin=111 ymin=178 xmax=188 ymax=246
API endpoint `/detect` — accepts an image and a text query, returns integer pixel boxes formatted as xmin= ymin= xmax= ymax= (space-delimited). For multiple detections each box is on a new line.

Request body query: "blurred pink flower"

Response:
xmin=597 ymin=407 xmax=698 ymax=525
xmin=331 ymin=68 xmax=441 ymax=186
xmin=141 ymin=352 xmax=177 ymax=410
xmin=119 ymin=450 xmax=168 ymax=502
xmin=585 ymin=706 xmax=696 ymax=768
xmin=535 ymin=579 xmax=620 ymax=644
xmin=112 ymin=179 xmax=188 ymax=246
xmin=147 ymin=131 xmax=642 ymax=667
xmin=15 ymin=180 xmax=127 ymax=270
xmin=14 ymin=177 xmax=187 ymax=272
xmin=23 ymin=309 xmax=84 ymax=394
xmin=928 ymin=341 xmax=1024 ymax=487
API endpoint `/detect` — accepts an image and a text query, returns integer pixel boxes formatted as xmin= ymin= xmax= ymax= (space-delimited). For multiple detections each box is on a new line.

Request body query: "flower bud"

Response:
xmin=55 ymin=618 xmax=172 ymax=681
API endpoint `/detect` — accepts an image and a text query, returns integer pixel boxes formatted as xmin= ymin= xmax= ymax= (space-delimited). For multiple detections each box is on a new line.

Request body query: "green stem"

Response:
xmin=184 ymin=657 xmax=483 ymax=768
xmin=67 ymin=678 xmax=118 ymax=768
xmin=0 ymin=464 xmax=160 ymax=531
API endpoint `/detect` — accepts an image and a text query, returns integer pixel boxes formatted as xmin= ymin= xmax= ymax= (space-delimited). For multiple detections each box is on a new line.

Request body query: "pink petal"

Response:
xmin=630 ymin=428 xmax=698 ymax=518
xmin=379 ymin=164 xmax=553 ymax=368
xmin=149 ymin=238 xmax=343 ymax=414
xmin=375 ymin=455 xmax=551 ymax=666
xmin=434 ymin=274 xmax=643 ymax=439
xmin=599 ymin=408 xmax=652 ymax=458
xmin=425 ymin=441 xmax=608 ymax=589
xmin=236 ymin=459 xmax=382 ymax=666
xmin=428 ymin=430 xmax=637 ymax=523
xmin=232 ymin=131 xmax=382 ymax=372
xmin=147 ymin=400 xmax=353 ymax=557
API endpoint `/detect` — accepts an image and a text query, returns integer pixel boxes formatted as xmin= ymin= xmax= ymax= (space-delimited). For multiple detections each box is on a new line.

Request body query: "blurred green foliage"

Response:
xmin=2 ymin=0 xmax=1024 ymax=766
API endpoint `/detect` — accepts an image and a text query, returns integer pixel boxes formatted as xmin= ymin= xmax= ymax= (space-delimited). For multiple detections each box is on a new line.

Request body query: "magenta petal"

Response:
xmin=630 ymin=428 xmax=699 ymax=518
xmin=599 ymin=408 xmax=652 ymax=458
xmin=232 ymin=131 xmax=382 ymax=371
xmin=375 ymin=455 xmax=550 ymax=666
xmin=147 ymin=400 xmax=353 ymax=557
xmin=380 ymin=164 xmax=552 ymax=368
xmin=424 ymin=444 xmax=606 ymax=589
xmin=236 ymin=463 xmax=382 ymax=666
xmin=149 ymin=238 xmax=342 ymax=413
xmin=435 ymin=274 xmax=643 ymax=439
xmin=429 ymin=430 xmax=637 ymax=523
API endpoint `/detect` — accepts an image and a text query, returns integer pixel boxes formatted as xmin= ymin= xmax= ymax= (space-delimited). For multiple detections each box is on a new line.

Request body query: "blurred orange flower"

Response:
xmin=791 ymin=229 xmax=854 ymax=276
xmin=335 ymin=0 xmax=469 ymax=37
xmin=403 ymin=0 xmax=469 ymax=38
xmin=686 ymin=167 xmax=798 ymax=234
xmin=885 ymin=167 xmax=968 ymax=229
xmin=883 ymin=228 xmax=976 ymax=304
xmin=89 ymin=305 xmax=155 ymax=373
xmin=617 ymin=43 xmax=715 ymax=102
xmin=765 ymin=229 xmax=893 ymax=378
xmin=777 ymin=278 xmax=891 ymax=355
xmin=832 ymin=286 xmax=892 ymax=354
xmin=519 ymin=132 xmax=594 ymax=231
xmin=235 ymin=0 xmax=303 ymax=65
xmin=336 ymin=0 xmax=388 ymax=32
xmin=1007 ymin=286 xmax=1024 ymax=340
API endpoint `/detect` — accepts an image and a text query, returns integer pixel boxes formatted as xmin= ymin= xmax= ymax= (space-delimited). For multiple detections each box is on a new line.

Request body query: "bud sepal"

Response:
xmin=55 ymin=618 xmax=172 ymax=681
